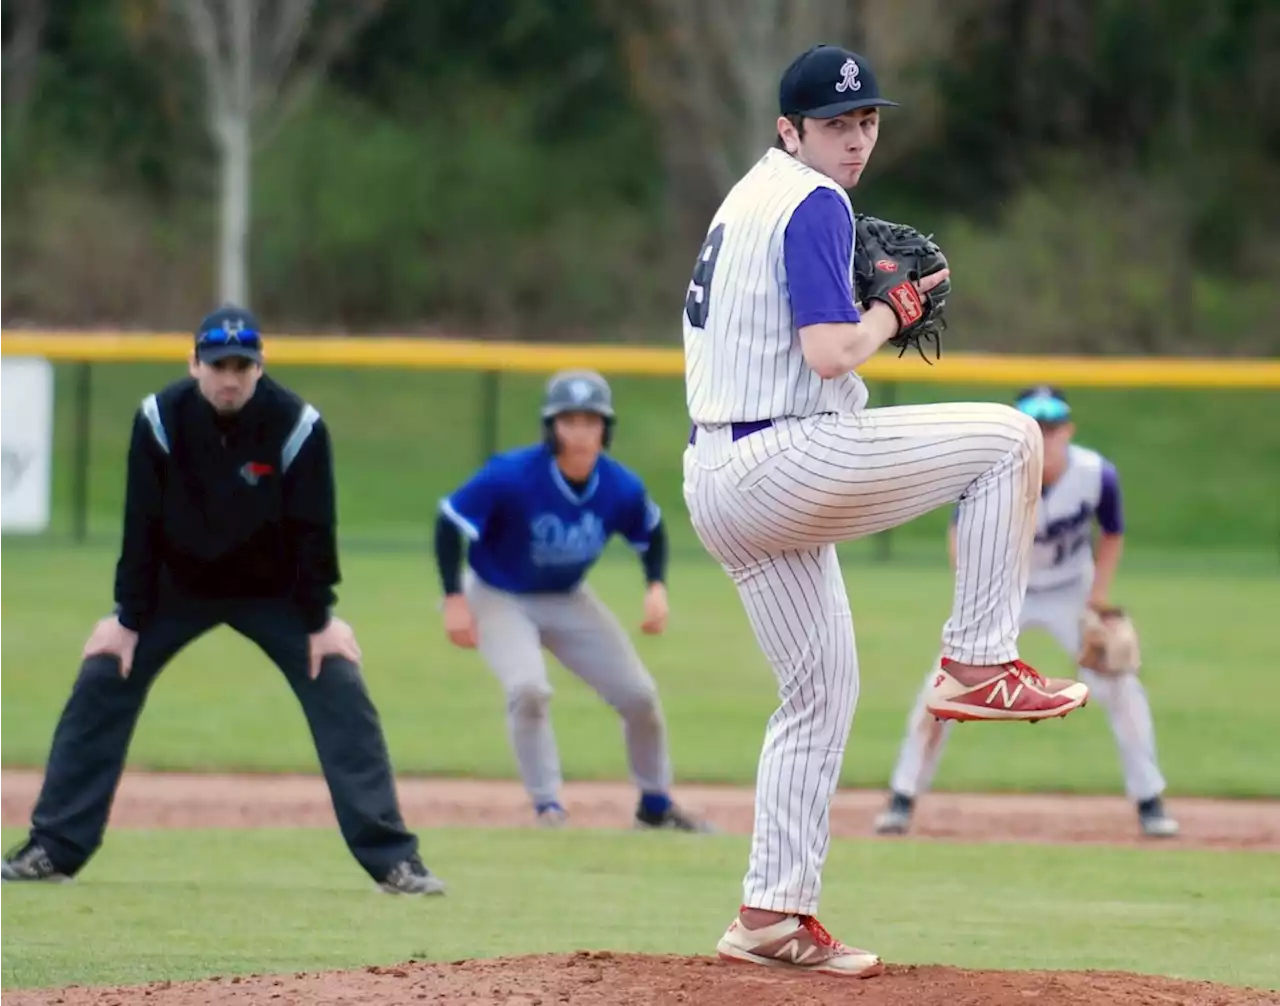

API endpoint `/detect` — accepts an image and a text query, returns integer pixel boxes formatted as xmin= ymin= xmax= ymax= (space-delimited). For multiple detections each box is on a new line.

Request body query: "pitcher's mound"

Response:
xmin=13 ymin=951 xmax=1275 ymax=1006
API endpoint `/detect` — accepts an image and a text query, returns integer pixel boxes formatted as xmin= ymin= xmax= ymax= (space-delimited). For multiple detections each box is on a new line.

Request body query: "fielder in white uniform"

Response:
xmin=682 ymin=45 xmax=1090 ymax=980
xmin=875 ymin=386 xmax=1179 ymax=839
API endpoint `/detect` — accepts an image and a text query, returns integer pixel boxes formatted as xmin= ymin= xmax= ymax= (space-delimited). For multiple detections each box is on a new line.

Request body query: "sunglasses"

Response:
xmin=198 ymin=326 xmax=262 ymax=350
xmin=1014 ymin=396 xmax=1071 ymax=424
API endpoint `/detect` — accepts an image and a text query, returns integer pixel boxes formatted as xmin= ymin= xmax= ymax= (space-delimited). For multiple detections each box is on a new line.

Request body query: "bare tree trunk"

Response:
xmin=174 ymin=0 xmax=384 ymax=307
xmin=213 ymin=0 xmax=253 ymax=305
xmin=218 ymin=110 xmax=251 ymax=305
xmin=1166 ymin=1 xmax=1201 ymax=351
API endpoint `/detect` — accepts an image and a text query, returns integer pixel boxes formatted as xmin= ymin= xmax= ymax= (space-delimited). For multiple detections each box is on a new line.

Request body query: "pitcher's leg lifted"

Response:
xmin=717 ymin=402 xmax=1087 ymax=725
xmin=808 ymin=402 xmax=1089 ymax=724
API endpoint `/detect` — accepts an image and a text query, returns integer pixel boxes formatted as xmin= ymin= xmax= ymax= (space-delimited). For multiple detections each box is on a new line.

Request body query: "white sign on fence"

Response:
xmin=2 ymin=355 xmax=55 ymax=533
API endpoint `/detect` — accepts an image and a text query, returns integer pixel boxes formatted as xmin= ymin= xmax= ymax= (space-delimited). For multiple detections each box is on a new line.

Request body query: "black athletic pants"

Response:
xmin=27 ymin=595 xmax=419 ymax=881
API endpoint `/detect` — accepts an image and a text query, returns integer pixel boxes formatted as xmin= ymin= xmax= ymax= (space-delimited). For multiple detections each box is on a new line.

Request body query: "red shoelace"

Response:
xmin=1006 ymin=660 xmax=1046 ymax=686
xmin=800 ymin=916 xmax=845 ymax=949
xmin=943 ymin=658 xmax=1046 ymax=687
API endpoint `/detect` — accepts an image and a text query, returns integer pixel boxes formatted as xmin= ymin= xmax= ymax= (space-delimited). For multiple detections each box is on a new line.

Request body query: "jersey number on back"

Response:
xmin=684 ymin=223 xmax=725 ymax=329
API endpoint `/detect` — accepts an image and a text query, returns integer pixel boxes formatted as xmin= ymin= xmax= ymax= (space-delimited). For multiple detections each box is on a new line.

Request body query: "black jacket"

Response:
xmin=113 ymin=375 xmax=339 ymax=633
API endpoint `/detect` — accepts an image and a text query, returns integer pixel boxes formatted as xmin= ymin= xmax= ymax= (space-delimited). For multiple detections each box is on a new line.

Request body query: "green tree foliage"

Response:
xmin=3 ymin=0 xmax=1276 ymax=351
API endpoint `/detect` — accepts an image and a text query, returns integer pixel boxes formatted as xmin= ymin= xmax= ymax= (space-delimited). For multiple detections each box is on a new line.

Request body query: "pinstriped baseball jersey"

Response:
xmin=683 ymin=148 xmax=869 ymax=424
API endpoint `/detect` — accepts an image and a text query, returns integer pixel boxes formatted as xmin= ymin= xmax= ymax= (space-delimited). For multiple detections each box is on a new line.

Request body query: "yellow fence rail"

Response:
xmin=5 ymin=330 xmax=1277 ymax=556
xmin=3 ymin=331 xmax=1280 ymax=388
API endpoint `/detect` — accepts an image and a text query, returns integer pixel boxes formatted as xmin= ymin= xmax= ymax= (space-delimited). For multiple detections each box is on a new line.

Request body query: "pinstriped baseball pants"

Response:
xmin=683 ymin=403 xmax=1043 ymax=913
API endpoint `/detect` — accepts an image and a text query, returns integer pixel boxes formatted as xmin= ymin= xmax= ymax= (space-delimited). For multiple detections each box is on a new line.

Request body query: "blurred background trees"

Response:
xmin=3 ymin=0 xmax=1277 ymax=352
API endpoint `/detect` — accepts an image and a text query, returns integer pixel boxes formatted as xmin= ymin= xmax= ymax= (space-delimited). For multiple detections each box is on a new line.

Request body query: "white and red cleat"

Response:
xmin=716 ymin=913 xmax=884 ymax=978
xmin=925 ymin=658 xmax=1088 ymax=723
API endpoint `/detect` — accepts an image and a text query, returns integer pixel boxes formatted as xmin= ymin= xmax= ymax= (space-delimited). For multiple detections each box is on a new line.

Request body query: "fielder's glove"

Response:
xmin=1078 ymin=604 xmax=1141 ymax=676
xmin=852 ymin=213 xmax=950 ymax=363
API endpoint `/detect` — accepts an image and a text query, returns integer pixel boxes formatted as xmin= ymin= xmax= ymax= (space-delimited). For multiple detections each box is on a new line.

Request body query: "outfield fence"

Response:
xmin=5 ymin=331 xmax=1280 ymax=385
xmin=0 ymin=330 xmax=1274 ymax=563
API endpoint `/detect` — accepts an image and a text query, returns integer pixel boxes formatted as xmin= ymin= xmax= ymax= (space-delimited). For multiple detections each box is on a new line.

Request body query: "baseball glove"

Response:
xmin=852 ymin=213 xmax=950 ymax=363
xmin=1078 ymin=604 xmax=1141 ymax=676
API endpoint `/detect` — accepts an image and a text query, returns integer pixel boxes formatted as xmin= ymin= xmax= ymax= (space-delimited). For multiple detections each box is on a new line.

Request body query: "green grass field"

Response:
xmin=3 ymin=544 xmax=1278 ymax=795
xmin=4 ymin=361 xmax=1279 ymax=994
xmin=3 ymin=828 xmax=1278 ymax=991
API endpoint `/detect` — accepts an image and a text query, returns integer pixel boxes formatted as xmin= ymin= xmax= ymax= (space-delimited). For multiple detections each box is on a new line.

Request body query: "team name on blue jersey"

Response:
xmin=439 ymin=444 xmax=661 ymax=594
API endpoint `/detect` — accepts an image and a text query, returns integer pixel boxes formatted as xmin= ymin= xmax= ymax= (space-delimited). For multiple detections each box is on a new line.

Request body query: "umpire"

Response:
xmin=2 ymin=306 xmax=445 ymax=896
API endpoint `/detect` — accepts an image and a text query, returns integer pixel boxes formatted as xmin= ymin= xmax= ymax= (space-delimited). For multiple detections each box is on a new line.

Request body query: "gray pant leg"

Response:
xmin=1036 ymin=583 xmax=1168 ymax=802
xmin=888 ymin=656 xmax=954 ymax=799
xmin=466 ymin=574 xmax=562 ymax=808
xmin=535 ymin=586 xmax=671 ymax=795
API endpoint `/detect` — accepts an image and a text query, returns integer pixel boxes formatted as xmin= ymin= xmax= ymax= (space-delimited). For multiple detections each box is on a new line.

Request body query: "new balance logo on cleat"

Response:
xmin=986 ymin=679 xmax=1024 ymax=709
xmin=780 ymin=939 xmax=818 ymax=965
xmin=926 ymin=659 xmax=1088 ymax=723
xmin=716 ymin=914 xmax=884 ymax=979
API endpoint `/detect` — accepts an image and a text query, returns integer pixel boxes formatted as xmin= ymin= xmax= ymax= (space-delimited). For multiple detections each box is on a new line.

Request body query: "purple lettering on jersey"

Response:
xmin=1036 ymin=502 xmax=1092 ymax=543
xmin=1098 ymin=461 xmax=1123 ymax=534
xmin=783 ymin=188 xmax=862 ymax=328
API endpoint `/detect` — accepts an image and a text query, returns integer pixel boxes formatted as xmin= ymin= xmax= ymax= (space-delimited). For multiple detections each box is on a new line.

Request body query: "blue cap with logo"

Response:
xmin=195 ymin=305 xmax=263 ymax=364
xmin=1013 ymin=385 xmax=1072 ymax=424
xmin=779 ymin=45 xmax=900 ymax=119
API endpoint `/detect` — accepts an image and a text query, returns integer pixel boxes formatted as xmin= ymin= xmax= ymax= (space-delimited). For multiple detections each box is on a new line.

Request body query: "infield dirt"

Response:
xmin=5 ymin=770 xmax=1277 ymax=1005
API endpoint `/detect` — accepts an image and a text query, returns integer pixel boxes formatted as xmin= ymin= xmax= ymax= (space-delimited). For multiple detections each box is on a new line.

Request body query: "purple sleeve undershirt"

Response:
xmin=1097 ymin=461 xmax=1123 ymax=534
xmin=784 ymin=188 xmax=862 ymax=328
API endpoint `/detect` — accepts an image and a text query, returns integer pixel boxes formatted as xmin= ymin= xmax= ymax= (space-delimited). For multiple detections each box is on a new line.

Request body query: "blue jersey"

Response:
xmin=439 ymin=444 xmax=661 ymax=594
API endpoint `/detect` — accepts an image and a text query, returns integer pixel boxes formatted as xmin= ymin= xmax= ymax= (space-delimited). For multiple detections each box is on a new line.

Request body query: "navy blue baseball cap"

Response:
xmin=1014 ymin=385 xmax=1072 ymax=424
xmin=780 ymin=45 xmax=900 ymax=119
xmin=195 ymin=305 xmax=263 ymax=364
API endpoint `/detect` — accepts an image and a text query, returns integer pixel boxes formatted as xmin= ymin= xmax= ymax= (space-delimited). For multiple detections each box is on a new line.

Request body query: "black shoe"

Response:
xmin=873 ymin=792 xmax=915 ymax=835
xmin=1137 ymin=797 xmax=1180 ymax=838
xmin=376 ymin=854 xmax=447 ymax=895
xmin=2 ymin=841 xmax=71 ymax=883
xmin=634 ymin=802 xmax=716 ymax=833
